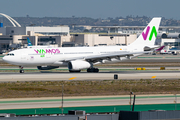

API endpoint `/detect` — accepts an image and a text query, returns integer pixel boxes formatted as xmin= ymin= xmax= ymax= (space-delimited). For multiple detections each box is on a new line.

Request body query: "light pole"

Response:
xmin=175 ymin=94 xmax=177 ymax=110
xmin=130 ymin=92 xmax=133 ymax=111
xmin=62 ymin=84 xmax=64 ymax=115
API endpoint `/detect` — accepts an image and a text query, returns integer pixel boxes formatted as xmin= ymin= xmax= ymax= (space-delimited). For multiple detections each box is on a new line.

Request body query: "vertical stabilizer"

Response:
xmin=156 ymin=46 xmax=165 ymax=51
xmin=129 ymin=17 xmax=161 ymax=47
xmin=27 ymin=37 xmax=32 ymax=46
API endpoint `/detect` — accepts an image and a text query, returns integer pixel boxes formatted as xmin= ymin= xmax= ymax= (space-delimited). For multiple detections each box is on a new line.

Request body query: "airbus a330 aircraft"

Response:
xmin=3 ymin=17 xmax=161 ymax=73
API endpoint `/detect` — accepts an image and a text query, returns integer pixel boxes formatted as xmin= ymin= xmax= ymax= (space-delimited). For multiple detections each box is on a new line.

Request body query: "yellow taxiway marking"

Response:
xmin=151 ymin=76 xmax=156 ymax=78
xmin=69 ymin=77 xmax=77 ymax=80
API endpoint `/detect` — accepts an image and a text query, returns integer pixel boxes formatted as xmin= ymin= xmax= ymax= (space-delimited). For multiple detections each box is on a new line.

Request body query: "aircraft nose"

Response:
xmin=2 ymin=56 xmax=19 ymax=65
xmin=2 ymin=56 xmax=7 ymax=62
xmin=2 ymin=56 xmax=10 ymax=62
xmin=2 ymin=56 xmax=5 ymax=61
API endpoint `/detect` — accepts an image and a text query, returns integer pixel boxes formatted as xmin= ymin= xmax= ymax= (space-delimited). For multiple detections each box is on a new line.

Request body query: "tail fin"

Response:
xmin=156 ymin=46 xmax=165 ymax=51
xmin=27 ymin=37 xmax=32 ymax=46
xmin=129 ymin=17 xmax=161 ymax=47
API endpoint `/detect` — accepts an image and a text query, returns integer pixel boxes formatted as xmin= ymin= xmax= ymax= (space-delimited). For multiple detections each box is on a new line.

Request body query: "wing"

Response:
xmin=59 ymin=51 xmax=151 ymax=63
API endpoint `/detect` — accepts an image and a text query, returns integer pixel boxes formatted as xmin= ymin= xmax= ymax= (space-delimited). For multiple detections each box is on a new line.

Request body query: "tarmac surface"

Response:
xmin=0 ymin=54 xmax=179 ymax=81
xmin=0 ymin=55 xmax=180 ymax=112
xmin=0 ymin=95 xmax=179 ymax=109
xmin=0 ymin=69 xmax=180 ymax=81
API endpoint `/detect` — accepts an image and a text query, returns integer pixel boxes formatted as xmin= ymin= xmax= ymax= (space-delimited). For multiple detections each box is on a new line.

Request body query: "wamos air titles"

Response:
xmin=3 ymin=17 xmax=161 ymax=73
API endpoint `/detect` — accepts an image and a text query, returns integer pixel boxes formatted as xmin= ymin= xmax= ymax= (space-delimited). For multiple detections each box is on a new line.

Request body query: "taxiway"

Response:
xmin=0 ymin=95 xmax=178 ymax=109
xmin=0 ymin=70 xmax=179 ymax=82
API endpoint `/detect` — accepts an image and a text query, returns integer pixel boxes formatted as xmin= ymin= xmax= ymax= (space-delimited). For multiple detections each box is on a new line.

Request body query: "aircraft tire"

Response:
xmin=94 ymin=68 xmax=99 ymax=73
xmin=87 ymin=68 xmax=93 ymax=72
xmin=20 ymin=70 xmax=24 ymax=73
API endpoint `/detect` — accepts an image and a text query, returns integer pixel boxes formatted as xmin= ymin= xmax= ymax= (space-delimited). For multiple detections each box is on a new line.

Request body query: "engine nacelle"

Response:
xmin=37 ymin=66 xmax=59 ymax=70
xmin=68 ymin=60 xmax=91 ymax=70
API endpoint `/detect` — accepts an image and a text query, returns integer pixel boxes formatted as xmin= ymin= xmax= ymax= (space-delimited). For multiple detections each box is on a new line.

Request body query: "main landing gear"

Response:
xmin=19 ymin=66 xmax=24 ymax=73
xmin=87 ymin=68 xmax=99 ymax=73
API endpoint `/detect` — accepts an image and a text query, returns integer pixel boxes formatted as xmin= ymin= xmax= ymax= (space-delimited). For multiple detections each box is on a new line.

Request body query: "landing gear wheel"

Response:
xmin=19 ymin=66 xmax=24 ymax=73
xmin=94 ymin=68 xmax=99 ymax=73
xmin=87 ymin=68 xmax=92 ymax=72
xmin=87 ymin=68 xmax=99 ymax=73
xmin=20 ymin=70 xmax=24 ymax=73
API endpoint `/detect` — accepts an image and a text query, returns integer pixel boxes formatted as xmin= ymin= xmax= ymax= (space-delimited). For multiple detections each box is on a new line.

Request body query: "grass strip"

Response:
xmin=0 ymin=80 xmax=179 ymax=98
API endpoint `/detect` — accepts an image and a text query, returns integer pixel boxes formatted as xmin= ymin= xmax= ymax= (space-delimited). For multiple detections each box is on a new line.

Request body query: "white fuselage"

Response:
xmin=3 ymin=45 xmax=143 ymax=66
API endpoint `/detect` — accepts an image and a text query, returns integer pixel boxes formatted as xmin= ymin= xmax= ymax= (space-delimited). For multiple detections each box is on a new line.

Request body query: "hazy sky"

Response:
xmin=1 ymin=0 xmax=180 ymax=19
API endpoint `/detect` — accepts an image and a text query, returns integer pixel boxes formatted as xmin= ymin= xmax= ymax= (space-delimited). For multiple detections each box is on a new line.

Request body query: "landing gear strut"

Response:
xmin=19 ymin=66 xmax=24 ymax=73
xmin=87 ymin=68 xmax=99 ymax=73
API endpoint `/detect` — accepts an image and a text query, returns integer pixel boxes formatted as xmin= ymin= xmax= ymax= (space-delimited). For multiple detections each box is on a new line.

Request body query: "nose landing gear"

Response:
xmin=19 ymin=66 xmax=24 ymax=73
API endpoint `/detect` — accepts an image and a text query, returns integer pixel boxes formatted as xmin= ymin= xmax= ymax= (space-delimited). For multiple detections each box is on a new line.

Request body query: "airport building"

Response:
xmin=1 ymin=13 xmax=180 ymax=52
xmin=75 ymin=25 xmax=175 ymax=34
xmin=0 ymin=26 xmax=70 ymax=51
xmin=160 ymin=33 xmax=180 ymax=49
xmin=0 ymin=13 xmax=137 ymax=51
xmin=0 ymin=13 xmax=72 ymax=51
xmin=0 ymin=29 xmax=137 ymax=52
xmin=70 ymin=34 xmax=137 ymax=46
xmin=0 ymin=13 xmax=138 ymax=51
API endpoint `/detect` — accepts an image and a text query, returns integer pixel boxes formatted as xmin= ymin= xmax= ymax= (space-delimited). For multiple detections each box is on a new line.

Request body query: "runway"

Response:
xmin=0 ymin=95 xmax=179 ymax=109
xmin=0 ymin=69 xmax=180 ymax=82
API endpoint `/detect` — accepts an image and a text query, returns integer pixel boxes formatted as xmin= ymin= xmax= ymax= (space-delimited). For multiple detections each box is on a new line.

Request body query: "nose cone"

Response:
xmin=2 ymin=56 xmax=7 ymax=62
xmin=2 ymin=56 xmax=11 ymax=63
xmin=2 ymin=55 xmax=20 ymax=65
xmin=2 ymin=56 xmax=6 ymax=62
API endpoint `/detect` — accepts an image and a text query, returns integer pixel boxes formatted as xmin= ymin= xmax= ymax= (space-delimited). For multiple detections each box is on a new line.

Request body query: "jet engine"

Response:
xmin=37 ymin=66 xmax=59 ymax=70
xmin=68 ymin=60 xmax=91 ymax=71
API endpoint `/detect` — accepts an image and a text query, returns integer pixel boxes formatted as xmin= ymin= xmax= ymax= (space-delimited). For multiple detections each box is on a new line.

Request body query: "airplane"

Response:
xmin=27 ymin=37 xmax=32 ymax=46
xmin=155 ymin=46 xmax=165 ymax=51
xmin=26 ymin=37 xmax=53 ymax=49
xmin=160 ymin=46 xmax=178 ymax=55
xmin=3 ymin=17 xmax=161 ymax=73
xmin=151 ymin=45 xmax=165 ymax=55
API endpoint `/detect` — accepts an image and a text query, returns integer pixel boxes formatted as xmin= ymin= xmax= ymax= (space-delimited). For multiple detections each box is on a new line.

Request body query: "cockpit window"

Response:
xmin=6 ymin=53 xmax=14 ymax=56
